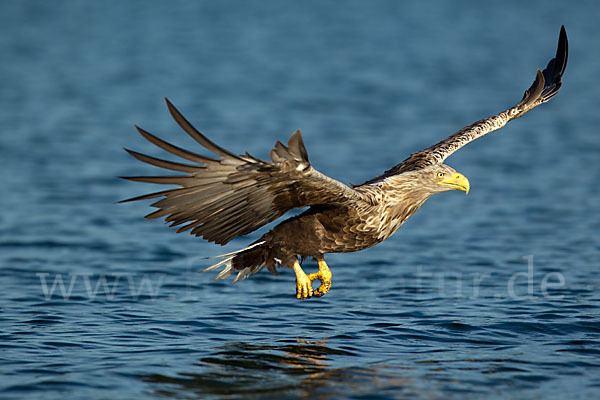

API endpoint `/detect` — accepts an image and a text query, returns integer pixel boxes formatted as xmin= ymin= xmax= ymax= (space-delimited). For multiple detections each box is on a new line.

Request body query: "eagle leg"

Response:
xmin=308 ymin=256 xmax=332 ymax=297
xmin=293 ymin=259 xmax=313 ymax=300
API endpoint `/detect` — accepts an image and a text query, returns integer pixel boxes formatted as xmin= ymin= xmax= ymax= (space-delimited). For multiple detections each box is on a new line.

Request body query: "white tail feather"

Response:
xmin=206 ymin=241 xmax=266 ymax=259
xmin=203 ymin=256 xmax=234 ymax=272
xmin=215 ymin=260 xmax=235 ymax=280
xmin=233 ymin=265 xmax=265 ymax=283
xmin=201 ymin=241 xmax=266 ymax=282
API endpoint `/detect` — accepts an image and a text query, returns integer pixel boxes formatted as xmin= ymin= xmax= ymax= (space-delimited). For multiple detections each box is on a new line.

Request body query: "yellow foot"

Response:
xmin=293 ymin=260 xmax=313 ymax=300
xmin=307 ymin=256 xmax=332 ymax=297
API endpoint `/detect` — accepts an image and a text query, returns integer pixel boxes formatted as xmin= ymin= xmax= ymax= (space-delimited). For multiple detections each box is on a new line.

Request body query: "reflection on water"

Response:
xmin=144 ymin=338 xmax=575 ymax=399
xmin=143 ymin=339 xmax=408 ymax=399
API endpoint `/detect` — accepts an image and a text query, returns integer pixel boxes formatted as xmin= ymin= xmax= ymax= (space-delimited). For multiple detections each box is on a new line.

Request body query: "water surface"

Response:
xmin=1 ymin=1 xmax=599 ymax=399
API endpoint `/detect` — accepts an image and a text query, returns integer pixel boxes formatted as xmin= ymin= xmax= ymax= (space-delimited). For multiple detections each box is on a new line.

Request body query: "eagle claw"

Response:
xmin=292 ymin=258 xmax=332 ymax=300
xmin=308 ymin=260 xmax=332 ymax=297
xmin=296 ymin=273 xmax=313 ymax=300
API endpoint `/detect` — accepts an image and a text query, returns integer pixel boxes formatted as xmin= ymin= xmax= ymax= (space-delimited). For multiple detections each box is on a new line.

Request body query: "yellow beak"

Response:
xmin=438 ymin=172 xmax=470 ymax=194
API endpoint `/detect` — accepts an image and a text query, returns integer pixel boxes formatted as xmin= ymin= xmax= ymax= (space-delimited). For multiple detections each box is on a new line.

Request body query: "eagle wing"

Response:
xmin=365 ymin=25 xmax=567 ymax=180
xmin=121 ymin=99 xmax=369 ymax=245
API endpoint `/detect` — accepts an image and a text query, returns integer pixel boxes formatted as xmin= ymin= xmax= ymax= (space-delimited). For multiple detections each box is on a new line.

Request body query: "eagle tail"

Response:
xmin=202 ymin=240 xmax=272 ymax=283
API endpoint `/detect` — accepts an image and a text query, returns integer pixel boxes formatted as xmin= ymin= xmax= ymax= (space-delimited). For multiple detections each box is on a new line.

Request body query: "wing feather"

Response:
xmin=122 ymin=100 xmax=370 ymax=245
xmin=123 ymin=149 xmax=202 ymax=173
xmin=165 ymin=98 xmax=245 ymax=161
xmin=360 ymin=26 xmax=568 ymax=182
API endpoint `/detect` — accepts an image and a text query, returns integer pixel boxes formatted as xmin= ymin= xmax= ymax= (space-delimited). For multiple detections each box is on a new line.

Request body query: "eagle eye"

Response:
xmin=437 ymin=172 xmax=445 ymax=179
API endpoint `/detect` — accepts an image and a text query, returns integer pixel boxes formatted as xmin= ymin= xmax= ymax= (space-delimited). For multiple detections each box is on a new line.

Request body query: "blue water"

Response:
xmin=1 ymin=1 xmax=599 ymax=399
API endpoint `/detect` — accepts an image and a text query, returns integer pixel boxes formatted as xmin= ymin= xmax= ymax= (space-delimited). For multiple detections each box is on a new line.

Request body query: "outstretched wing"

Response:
xmin=363 ymin=25 xmax=568 ymax=181
xmin=121 ymin=99 xmax=369 ymax=245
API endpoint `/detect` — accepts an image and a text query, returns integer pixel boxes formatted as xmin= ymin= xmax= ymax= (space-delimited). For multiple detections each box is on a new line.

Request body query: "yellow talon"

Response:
xmin=308 ymin=256 xmax=332 ymax=297
xmin=293 ymin=260 xmax=313 ymax=300
xmin=292 ymin=257 xmax=332 ymax=299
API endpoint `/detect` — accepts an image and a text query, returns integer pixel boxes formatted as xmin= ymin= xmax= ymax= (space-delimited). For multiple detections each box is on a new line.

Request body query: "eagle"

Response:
xmin=122 ymin=26 xmax=567 ymax=299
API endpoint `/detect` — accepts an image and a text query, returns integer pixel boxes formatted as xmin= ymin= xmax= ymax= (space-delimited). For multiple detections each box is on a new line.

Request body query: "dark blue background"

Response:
xmin=1 ymin=1 xmax=599 ymax=399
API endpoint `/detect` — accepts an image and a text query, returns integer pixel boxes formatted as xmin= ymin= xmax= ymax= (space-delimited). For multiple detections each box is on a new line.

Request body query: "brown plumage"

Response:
xmin=121 ymin=26 xmax=568 ymax=299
